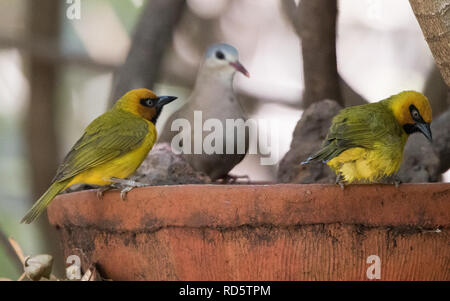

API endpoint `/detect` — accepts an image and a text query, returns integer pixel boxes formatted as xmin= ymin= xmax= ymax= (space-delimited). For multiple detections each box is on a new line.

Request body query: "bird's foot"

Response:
xmin=393 ymin=176 xmax=402 ymax=189
xmin=96 ymin=185 xmax=114 ymax=200
xmin=219 ymin=174 xmax=250 ymax=184
xmin=109 ymin=177 xmax=149 ymax=200
xmin=119 ymin=186 xmax=133 ymax=201
xmin=335 ymin=174 xmax=345 ymax=190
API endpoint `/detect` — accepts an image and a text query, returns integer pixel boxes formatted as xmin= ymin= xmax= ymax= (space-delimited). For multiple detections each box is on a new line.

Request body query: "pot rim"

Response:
xmin=48 ymin=183 xmax=450 ymax=232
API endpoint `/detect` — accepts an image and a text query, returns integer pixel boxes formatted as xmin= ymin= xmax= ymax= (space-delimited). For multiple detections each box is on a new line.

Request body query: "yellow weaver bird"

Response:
xmin=302 ymin=91 xmax=432 ymax=185
xmin=21 ymin=89 xmax=177 ymax=224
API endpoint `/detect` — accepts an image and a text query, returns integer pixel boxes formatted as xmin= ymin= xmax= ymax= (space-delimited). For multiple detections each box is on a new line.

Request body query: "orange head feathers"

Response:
xmin=387 ymin=90 xmax=432 ymax=141
xmin=114 ymin=88 xmax=177 ymax=123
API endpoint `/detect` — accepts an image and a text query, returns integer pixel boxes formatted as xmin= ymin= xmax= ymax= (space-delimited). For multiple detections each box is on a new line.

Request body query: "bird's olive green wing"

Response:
xmin=53 ymin=110 xmax=149 ymax=182
xmin=304 ymin=103 xmax=394 ymax=163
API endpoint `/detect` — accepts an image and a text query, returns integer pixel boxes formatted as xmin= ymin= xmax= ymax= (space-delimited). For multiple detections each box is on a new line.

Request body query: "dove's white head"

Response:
xmin=201 ymin=43 xmax=250 ymax=80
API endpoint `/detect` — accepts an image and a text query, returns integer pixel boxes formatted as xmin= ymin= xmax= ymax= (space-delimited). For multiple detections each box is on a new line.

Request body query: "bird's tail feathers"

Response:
xmin=301 ymin=156 xmax=314 ymax=165
xmin=301 ymin=144 xmax=338 ymax=165
xmin=21 ymin=181 xmax=68 ymax=224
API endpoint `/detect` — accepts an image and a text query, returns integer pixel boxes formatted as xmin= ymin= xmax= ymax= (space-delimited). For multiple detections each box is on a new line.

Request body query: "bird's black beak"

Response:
xmin=416 ymin=122 xmax=432 ymax=142
xmin=156 ymin=96 xmax=177 ymax=108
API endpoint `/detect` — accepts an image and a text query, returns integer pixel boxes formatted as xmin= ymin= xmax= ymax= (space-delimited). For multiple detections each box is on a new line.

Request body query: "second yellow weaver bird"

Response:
xmin=302 ymin=91 xmax=432 ymax=184
xmin=21 ymin=89 xmax=177 ymax=224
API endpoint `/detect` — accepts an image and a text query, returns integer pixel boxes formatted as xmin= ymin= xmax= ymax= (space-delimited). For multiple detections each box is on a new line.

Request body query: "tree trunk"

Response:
xmin=26 ymin=0 xmax=62 ymax=276
xmin=27 ymin=0 xmax=59 ymax=200
xmin=109 ymin=0 xmax=186 ymax=105
xmin=282 ymin=0 xmax=343 ymax=107
xmin=409 ymin=0 xmax=450 ymax=87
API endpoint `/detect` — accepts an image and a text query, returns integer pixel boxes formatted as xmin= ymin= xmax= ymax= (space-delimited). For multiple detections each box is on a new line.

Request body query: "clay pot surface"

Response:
xmin=48 ymin=183 xmax=450 ymax=280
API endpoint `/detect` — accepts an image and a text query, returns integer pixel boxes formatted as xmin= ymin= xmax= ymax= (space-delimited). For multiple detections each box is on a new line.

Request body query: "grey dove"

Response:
xmin=159 ymin=43 xmax=250 ymax=181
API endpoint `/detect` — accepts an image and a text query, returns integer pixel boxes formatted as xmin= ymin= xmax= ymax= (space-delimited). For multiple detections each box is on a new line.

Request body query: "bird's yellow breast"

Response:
xmin=66 ymin=121 xmax=156 ymax=188
xmin=327 ymin=140 xmax=405 ymax=183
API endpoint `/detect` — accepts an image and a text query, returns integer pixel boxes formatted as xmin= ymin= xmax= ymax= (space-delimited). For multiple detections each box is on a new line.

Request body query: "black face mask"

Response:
xmin=403 ymin=104 xmax=432 ymax=142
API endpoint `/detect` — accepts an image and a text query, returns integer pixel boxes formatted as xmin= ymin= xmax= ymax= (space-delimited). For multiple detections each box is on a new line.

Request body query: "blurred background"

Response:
xmin=0 ymin=0 xmax=448 ymax=279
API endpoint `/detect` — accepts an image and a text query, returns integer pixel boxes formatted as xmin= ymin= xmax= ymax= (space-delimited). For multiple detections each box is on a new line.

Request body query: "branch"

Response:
xmin=282 ymin=0 xmax=343 ymax=107
xmin=0 ymin=231 xmax=23 ymax=274
xmin=409 ymin=0 xmax=450 ymax=86
xmin=109 ymin=0 xmax=186 ymax=104
xmin=0 ymin=36 xmax=117 ymax=72
xmin=339 ymin=76 xmax=368 ymax=106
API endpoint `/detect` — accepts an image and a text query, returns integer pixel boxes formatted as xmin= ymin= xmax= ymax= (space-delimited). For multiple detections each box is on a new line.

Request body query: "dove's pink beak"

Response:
xmin=230 ymin=61 xmax=250 ymax=77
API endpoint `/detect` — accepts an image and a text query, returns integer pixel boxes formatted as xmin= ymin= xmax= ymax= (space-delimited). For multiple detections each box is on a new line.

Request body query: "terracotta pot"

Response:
xmin=48 ymin=183 xmax=449 ymax=281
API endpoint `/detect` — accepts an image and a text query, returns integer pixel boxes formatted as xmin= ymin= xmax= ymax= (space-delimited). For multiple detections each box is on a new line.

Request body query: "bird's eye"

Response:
xmin=409 ymin=105 xmax=422 ymax=122
xmin=140 ymin=98 xmax=154 ymax=107
xmin=216 ymin=51 xmax=225 ymax=60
